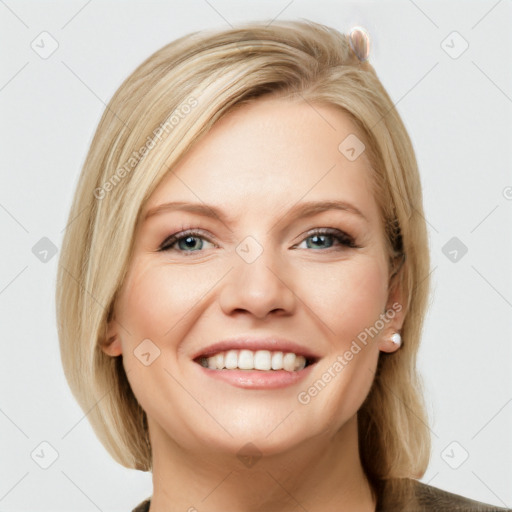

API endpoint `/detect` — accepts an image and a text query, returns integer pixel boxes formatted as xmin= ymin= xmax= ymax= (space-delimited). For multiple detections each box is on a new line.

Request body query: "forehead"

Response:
xmin=143 ymin=97 xmax=380 ymax=225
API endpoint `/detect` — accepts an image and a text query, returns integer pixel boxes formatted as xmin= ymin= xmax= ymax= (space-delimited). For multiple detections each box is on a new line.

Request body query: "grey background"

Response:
xmin=1 ymin=0 xmax=511 ymax=510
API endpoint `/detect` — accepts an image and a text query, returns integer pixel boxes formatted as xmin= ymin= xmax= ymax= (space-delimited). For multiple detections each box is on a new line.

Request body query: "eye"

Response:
xmin=295 ymin=228 xmax=359 ymax=250
xmin=158 ymin=227 xmax=359 ymax=254
xmin=158 ymin=229 xmax=215 ymax=254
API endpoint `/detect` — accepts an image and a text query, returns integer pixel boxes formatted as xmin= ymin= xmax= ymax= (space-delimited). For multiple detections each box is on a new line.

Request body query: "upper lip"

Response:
xmin=192 ymin=336 xmax=321 ymax=362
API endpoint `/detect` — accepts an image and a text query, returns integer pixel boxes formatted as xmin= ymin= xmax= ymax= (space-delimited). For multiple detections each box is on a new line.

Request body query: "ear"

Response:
xmin=378 ymin=260 xmax=407 ymax=354
xmin=99 ymin=310 xmax=123 ymax=357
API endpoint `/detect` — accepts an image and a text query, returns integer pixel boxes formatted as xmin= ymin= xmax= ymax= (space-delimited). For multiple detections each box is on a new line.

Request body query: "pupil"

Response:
xmin=182 ymin=236 xmax=199 ymax=250
xmin=311 ymin=235 xmax=330 ymax=248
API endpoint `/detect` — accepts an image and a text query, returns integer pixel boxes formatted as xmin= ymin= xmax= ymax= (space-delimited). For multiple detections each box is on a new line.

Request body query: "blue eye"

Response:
xmin=158 ymin=228 xmax=359 ymax=254
xmin=298 ymin=228 xmax=358 ymax=250
xmin=159 ymin=230 xmax=213 ymax=253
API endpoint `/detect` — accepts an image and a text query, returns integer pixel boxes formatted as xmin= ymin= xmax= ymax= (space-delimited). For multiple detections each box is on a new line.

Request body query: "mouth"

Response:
xmin=191 ymin=337 xmax=320 ymax=389
xmin=194 ymin=349 xmax=319 ymax=372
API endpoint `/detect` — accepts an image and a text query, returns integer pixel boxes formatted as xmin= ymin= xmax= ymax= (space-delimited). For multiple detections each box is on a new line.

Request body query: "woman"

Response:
xmin=56 ymin=19 xmax=511 ymax=512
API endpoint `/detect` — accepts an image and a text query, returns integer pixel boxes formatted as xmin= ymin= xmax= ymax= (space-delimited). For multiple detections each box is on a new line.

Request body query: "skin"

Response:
xmin=103 ymin=96 xmax=405 ymax=512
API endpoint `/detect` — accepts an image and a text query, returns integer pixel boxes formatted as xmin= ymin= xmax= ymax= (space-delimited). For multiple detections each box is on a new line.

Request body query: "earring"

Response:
xmin=348 ymin=26 xmax=371 ymax=62
xmin=390 ymin=332 xmax=402 ymax=348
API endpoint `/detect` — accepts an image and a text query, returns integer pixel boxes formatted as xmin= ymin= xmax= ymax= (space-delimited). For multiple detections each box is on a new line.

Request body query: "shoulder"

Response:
xmin=413 ymin=480 xmax=511 ymax=512
xmin=377 ymin=478 xmax=512 ymax=512
xmin=131 ymin=497 xmax=151 ymax=512
xmin=130 ymin=481 xmax=512 ymax=512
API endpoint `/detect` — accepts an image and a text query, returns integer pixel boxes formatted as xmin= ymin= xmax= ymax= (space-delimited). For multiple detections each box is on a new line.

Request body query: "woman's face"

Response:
xmin=104 ymin=97 xmax=403 ymax=458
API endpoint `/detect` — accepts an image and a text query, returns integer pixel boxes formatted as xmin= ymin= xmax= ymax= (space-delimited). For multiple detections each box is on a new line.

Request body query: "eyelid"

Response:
xmin=158 ymin=226 xmax=359 ymax=253
xmin=294 ymin=227 xmax=359 ymax=249
xmin=158 ymin=228 xmax=215 ymax=251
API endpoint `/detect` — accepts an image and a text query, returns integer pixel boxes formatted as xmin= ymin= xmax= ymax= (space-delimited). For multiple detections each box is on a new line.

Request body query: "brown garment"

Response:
xmin=131 ymin=477 xmax=511 ymax=511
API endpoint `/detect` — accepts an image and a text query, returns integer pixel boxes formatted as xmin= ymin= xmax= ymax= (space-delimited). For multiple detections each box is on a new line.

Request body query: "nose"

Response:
xmin=218 ymin=241 xmax=297 ymax=319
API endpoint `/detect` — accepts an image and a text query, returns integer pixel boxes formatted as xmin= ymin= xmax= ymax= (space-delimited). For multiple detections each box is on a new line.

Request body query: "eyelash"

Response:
xmin=158 ymin=226 xmax=360 ymax=254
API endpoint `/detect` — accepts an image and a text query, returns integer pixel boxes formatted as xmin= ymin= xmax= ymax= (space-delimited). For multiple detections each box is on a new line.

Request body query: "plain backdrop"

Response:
xmin=1 ymin=1 xmax=511 ymax=510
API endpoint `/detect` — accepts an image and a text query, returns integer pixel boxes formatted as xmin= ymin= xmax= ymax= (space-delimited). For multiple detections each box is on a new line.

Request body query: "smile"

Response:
xmin=196 ymin=349 xmax=314 ymax=372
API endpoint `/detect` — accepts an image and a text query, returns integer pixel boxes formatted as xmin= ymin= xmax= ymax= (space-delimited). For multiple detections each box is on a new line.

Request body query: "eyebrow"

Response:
xmin=144 ymin=199 xmax=368 ymax=224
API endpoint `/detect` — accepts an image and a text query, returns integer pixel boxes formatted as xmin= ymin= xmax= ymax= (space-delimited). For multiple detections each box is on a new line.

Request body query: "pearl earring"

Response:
xmin=348 ymin=26 xmax=371 ymax=62
xmin=390 ymin=332 xmax=402 ymax=348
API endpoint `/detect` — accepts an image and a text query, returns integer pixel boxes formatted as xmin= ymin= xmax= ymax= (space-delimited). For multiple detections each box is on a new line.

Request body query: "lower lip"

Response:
xmin=194 ymin=363 xmax=316 ymax=389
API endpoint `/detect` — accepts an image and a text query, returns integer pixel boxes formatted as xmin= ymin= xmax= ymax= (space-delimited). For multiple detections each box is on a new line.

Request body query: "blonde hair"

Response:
xmin=56 ymin=19 xmax=431 ymax=489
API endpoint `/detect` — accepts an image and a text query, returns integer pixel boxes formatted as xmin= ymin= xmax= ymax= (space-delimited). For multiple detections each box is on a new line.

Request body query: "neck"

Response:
xmin=148 ymin=414 xmax=376 ymax=512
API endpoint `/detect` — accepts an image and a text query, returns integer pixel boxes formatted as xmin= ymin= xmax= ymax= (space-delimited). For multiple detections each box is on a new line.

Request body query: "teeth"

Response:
xmin=238 ymin=349 xmax=253 ymax=370
xmin=271 ymin=351 xmax=283 ymax=370
xmin=225 ymin=350 xmax=238 ymax=369
xmin=282 ymin=352 xmax=294 ymax=371
xmin=200 ymin=349 xmax=307 ymax=371
xmin=214 ymin=353 xmax=224 ymax=369
xmin=254 ymin=350 xmax=271 ymax=371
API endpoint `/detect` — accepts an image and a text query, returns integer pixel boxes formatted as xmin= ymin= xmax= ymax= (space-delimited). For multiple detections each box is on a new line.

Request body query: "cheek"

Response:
xmin=294 ymin=257 xmax=388 ymax=424
xmin=294 ymin=255 xmax=389 ymax=342
xmin=118 ymin=251 xmax=389 ymax=351
xmin=114 ymin=259 xmax=213 ymax=426
xmin=116 ymin=258 xmax=215 ymax=346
